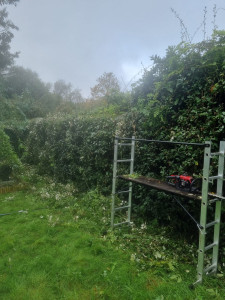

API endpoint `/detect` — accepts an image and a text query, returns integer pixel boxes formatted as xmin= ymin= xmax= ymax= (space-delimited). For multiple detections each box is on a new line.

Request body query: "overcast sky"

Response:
xmin=7 ymin=0 xmax=225 ymax=97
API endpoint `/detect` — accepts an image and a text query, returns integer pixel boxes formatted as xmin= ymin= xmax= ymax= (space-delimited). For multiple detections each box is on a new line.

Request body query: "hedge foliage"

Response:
xmin=23 ymin=114 xmax=117 ymax=191
xmin=0 ymin=127 xmax=21 ymax=181
xmin=4 ymin=32 xmax=225 ymax=235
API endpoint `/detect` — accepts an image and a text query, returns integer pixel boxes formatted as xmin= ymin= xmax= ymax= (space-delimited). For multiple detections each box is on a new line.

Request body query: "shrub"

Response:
xmin=0 ymin=127 xmax=21 ymax=181
xmin=24 ymin=114 xmax=117 ymax=191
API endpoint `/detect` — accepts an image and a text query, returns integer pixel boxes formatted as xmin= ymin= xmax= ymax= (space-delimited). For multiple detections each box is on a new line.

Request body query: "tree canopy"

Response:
xmin=90 ymin=72 xmax=120 ymax=100
xmin=132 ymin=30 xmax=225 ymax=111
xmin=53 ymin=79 xmax=84 ymax=103
xmin=0 ymin=0 xmax=19 ymax=75
xmin=0 ymin=0 xmax=19 ymax=5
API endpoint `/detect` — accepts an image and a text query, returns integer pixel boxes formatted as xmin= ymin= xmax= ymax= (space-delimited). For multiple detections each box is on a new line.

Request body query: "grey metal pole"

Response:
xmin=195 ymin=141 xmax=211 ymax=285
xmin=212 ymin=141 xmax=225 ymax=270
xmin=111 ymin=138 xmax=118 ymax=229
xmin=128 ymin=136 xmax=135 ymax=223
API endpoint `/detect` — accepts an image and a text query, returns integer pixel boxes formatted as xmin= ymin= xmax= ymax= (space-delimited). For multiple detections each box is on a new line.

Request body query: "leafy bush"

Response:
xmin=0 ymin=97 xmax=26 ymax=123
xmin=3 ymin=123 xmax=29 ymax=159
xmin=0 ymin=127 xmax=21 ymax=181
xmin=24 ymin=114 xmax=117 ymax=191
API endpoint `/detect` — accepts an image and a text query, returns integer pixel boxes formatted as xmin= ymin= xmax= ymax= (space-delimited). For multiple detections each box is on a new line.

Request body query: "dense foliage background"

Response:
xmin=1 ymin=0 xmax=225 ymax=237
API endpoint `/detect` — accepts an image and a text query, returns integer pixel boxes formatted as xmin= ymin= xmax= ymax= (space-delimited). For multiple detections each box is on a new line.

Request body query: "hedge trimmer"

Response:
xmin=166 ymin=174 xmax=201 ymax=194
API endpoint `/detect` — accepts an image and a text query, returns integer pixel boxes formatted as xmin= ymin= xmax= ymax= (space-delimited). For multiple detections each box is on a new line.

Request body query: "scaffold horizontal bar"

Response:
xmin=116 ymin=190 xmax=130 ymax=194
xmin=208 ymin=175 xmax=224 ymax=180
xmin=204 ymin=263 xmax=216 ymax=274
xmin=116 ymin=159 xmax=132 ymax=163
xmin=115 ymin=136 xmax=209 ymax=147
xmin=205 ymin=220 xmax=219 ymax=228
xmin=114 ymin=205 xmax=130 ymax=211
xmin=118 ymin=143 xmax=132 ymax=146
xmin=113 ymin=221 xmax=130 ymax=227
xmin=209 ymin=198 xmax=220 ymax=204
xmin=205 ymin=242 xmax=217 ymax=251
xmin=208 ymin=193 xmax=225 ymax=200
xmin=211 ymin=152 xmax=225 ymax=157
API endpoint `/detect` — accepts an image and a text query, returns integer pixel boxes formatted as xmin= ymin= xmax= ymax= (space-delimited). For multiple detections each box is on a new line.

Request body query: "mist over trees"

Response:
xmin=0 ymin=0 xmax=125 ymax=118
xmin=53 ymin=80 xmax=84 ymax=103
xmin=2 ymin=66 xmax=49 ymax=98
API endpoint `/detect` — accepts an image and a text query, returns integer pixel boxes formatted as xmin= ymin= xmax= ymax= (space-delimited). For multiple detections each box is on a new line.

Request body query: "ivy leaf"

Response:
xmin=168 ymin=261 xmax=175 ymax=271
xmin=154 ymin=251 xmax=162 ymax=259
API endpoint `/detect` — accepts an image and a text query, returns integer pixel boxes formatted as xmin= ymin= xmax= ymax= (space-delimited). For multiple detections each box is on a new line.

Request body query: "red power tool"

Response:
xmin=166 ymin=174 xmax=201 ymax=194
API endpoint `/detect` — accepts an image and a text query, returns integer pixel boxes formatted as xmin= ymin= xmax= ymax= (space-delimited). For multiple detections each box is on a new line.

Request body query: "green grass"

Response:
xmin=0 ymin=184 xmax=225 ymax=299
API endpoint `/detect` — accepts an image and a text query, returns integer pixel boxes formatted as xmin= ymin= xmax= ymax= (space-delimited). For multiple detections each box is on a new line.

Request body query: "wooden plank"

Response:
xmin=119 ymin=175 xmax=202 ymax=200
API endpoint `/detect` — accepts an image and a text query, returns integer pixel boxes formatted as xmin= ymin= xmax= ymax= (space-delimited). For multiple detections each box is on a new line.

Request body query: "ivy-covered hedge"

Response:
xmin=5 ymin=106 xmax=224 ymax=241
xmin=0 ymin=128 xmax=21 ymax=181
xmin=23 ymin=114 xmax=118 ymax=191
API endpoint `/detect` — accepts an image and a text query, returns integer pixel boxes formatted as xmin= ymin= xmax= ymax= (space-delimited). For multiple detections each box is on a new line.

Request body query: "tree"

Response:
xmin=90 ymin=72 xmax=120 ymax=100
xmin=3 ymin=66 xmax=50 ymax=99
xmin=0 ymin=1 xmax=19 ymax=5
xmin=1 ymin=66 xmax=63 ymax=119
xmin=53 ymin=80 xmax=72 ymax=100
xmin=132 ymin=31 xmax=225 ymax=109
xmin=69 ymin=88 xmax=84 ymax=103
xmin=0 ymin=0 xmax=19 ymax=75
xmin=53 ymin=80 xmax=84 ymax=103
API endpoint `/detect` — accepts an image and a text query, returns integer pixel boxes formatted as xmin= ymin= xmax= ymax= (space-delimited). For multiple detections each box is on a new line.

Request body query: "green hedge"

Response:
xmin=24 ymin=114 xmax=118 ymax=191
xmin=5 ymin=108 xmax=225 ymax=244
xmin=0 ymin=128 xmax=21 ymax=181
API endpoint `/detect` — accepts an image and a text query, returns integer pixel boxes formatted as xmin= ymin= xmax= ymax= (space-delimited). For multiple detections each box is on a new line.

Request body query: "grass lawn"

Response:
xmin=0 ymin=182 xmax=225 ymax=299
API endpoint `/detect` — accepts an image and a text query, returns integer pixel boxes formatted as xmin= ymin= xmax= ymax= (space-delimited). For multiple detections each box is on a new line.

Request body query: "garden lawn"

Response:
xmin=0 ymin=186 xmax=225 ymax=299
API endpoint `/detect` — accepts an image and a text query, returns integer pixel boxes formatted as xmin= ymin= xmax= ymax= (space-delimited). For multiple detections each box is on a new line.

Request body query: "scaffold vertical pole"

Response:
xmin=212 ymin=141 xmax=225 ymax=270
xmin=127 ymin=136 xmax=135 ymax=223
xmin=196 ymin=141 xmax=211 ymax=285
xmin=111 ymin=137 xmax=118 ymax=228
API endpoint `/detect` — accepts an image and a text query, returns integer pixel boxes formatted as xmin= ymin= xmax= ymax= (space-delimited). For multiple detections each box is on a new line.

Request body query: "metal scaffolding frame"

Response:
xmin=111 ymin=136 xmax=225 ymax=285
